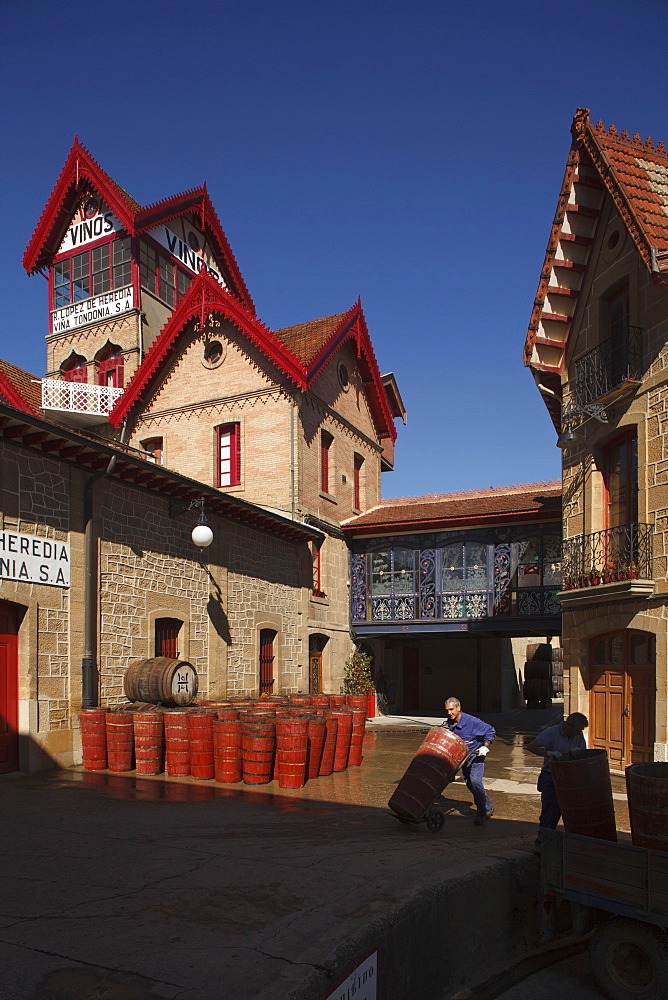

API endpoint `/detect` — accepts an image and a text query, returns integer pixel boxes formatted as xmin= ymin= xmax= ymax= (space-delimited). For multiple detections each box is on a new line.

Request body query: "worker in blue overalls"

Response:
xmin=443 ymin=697 xmax=495 ymax=825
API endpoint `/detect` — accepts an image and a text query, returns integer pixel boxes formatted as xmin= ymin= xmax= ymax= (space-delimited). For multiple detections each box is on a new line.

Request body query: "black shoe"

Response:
xmin=486 ymin=807 xmax=494 ymax=819
xmin=473 ymin=813 xmax=485 ymax=826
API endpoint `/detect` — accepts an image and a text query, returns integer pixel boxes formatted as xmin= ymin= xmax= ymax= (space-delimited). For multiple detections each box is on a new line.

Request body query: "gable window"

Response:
xmin=321 ymin=431 xmax=333 ymax=494
xmin=216 ymin=422 xmax=241 ymax=487
xmin=52 ymin=237 xmax=132 ymax=309
xmin=353 ymin=453 xmax=364 ymax=510
xmin=141 ymin=437 xmax=163 ymax=465
xmin=140 ymin=241 xmax=192 ymax=308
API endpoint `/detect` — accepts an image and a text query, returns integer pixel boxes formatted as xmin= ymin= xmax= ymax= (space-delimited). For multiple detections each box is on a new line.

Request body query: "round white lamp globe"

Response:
xmin=191 ymin=523 xmax=214 ymax=548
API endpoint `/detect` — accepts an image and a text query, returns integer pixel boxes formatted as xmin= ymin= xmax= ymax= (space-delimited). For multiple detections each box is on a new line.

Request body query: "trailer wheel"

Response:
xmin=590 ymin=917 xmax=668 ymax=1000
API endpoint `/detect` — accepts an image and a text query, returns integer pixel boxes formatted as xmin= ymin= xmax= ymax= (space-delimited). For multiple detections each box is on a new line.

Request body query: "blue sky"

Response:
xmin=0 ymin=0 xmax=665 ymax=498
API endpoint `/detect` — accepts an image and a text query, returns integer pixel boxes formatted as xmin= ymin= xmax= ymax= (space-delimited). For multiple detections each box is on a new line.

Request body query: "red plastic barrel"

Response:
xmin=132 ymin=710 xmax=164 ymax=775
xmin=330 ymin=708 xmax=354 ymax=772
xmin=213 ymin=719 xmax=243 ymax=783
xmin=80 ymin=708 xmax=108 ymax=770
xmin=164 ymin=710 xmax=191 ymax=776
xmin=187 ymin=712 xmax=215 ymax=779
xmin=318 ymin=714 xmax=338 ymax=776
xmin=347 ymin=707 xmax=366 ymax=767
xmin=550 ymin=749 xmax=617 ymax=841
xmin=276 ymin=719 xmax=308 ymax=788
xmin=306 ymin=715 xmax=327 ymax=778
xmin=626 ymin=762 xmax=668 ymax=851
xmin=105 ymin=711 xmax=134 ymax=772
xmin=388 ymin=727 xmax=469 ymax=822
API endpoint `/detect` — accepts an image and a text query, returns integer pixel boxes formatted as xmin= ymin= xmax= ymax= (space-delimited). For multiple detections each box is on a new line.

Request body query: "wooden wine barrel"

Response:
xmin=124 ymin=657 xmax=198 ymax=707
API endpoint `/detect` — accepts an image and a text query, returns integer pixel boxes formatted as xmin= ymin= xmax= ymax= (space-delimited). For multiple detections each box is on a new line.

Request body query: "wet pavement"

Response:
xmin=0 ymin=708 xmax=629 ymax=1000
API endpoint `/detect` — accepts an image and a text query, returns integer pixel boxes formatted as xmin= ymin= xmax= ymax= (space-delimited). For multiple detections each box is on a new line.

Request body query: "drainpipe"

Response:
xmin=81 ymin=421 xmax=127 ymax=708
xmin=290 ymin=397 xmax=296 ymax=520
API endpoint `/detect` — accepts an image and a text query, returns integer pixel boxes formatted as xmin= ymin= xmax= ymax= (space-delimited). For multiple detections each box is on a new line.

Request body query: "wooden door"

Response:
xmin=309 ymin=652 xmax=322 ymax=694
xmin=259 ymin=630 xmax=276 ymax=695
xmin=0 ymin=603 xmax=19 ymax=774
xmin=402 ymin=647 xmax=420 ymax=713
xmin=589 ymin=630 xmax=655 ymax=768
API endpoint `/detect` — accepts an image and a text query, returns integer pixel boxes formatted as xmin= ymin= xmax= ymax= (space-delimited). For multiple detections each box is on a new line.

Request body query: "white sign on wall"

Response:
xmin=59 ymin=212 xmax=126 ymax=254
xmin=0 ymin=532 xmax=70 ymax=588
xmin=324 ymin=951 xmax=377 ymax=1000
xmin=148 ymin=225 xmax=227 ymax=287
xmin=51 ymin=285 xmax=134 ymax=333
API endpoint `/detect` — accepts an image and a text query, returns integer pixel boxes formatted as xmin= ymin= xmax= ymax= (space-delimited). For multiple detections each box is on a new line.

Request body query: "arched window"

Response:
xmin=60 ymin=353 xmax=88 ymax=383
xmin=96 ymin=344 xmax=125 ymax=388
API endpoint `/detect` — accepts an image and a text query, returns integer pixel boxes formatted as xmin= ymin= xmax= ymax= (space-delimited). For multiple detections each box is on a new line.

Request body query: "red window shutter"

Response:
xmin=354 ymin=454 xmax=363 ymax=509
xmin=321 ymin=432 xmax=332 ymax=493
xmin=217 ymin=423 xmax=241 ymax=487
xmin=97 ymin=354 xmax=124 ymax=388
xmin=63 ymin=365 xmax=88 ymax=383
xmin=154 ymin=618 xmax=182 ymax=658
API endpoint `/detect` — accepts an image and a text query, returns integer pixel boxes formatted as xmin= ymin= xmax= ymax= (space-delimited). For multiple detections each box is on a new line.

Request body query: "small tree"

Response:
xmin=341 ymin=649 xmax=374 ymax=695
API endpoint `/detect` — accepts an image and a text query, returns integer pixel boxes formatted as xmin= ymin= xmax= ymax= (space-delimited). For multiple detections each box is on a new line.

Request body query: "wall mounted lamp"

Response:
xmin=556 ymin=402 xmax=609 ymax=450
xmin=168 ymin=496 xmax=214 ymax=547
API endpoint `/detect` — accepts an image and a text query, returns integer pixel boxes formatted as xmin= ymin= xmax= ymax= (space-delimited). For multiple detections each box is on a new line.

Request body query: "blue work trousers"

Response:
xmin=537 ymin=770 xmax=561 ymax=829
xmin=462 ymin=757 xmax=492 ymax=816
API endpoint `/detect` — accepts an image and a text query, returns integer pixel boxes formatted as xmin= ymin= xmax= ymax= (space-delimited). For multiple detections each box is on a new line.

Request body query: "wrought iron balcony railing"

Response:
xmin=562 ymin=522 xmax=652 ymax=590
xmin=573 ymin=326 xmax=642 ymax=407
xmin=41 ymin=378 xmax=124 ymax=417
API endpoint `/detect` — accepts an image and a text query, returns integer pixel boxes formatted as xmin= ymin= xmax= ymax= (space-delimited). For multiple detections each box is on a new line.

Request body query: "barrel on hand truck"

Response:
xmin=388 ymin=727 xmax=469 ymax=832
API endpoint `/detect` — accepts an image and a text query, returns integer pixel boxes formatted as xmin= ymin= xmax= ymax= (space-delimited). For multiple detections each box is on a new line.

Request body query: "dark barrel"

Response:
xmin=124 ymin=657 xmax=198 ymax=707
xmin=550 ymin=749 xmax=617 ymax=841
xmin=388 ymin=727 xmax=469 ymax=822
xmin=625 ymin=762 xmax=668 ymax=851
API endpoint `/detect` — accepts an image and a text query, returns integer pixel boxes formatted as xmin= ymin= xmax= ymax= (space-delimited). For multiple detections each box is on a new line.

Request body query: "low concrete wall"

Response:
xmin=282 ymin=856 xmax=541 ymax=1000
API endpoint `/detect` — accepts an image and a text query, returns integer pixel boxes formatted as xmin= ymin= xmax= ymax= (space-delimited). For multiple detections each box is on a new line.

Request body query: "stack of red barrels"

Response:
xmin=79 ymin=693 xmax=371 ymax=789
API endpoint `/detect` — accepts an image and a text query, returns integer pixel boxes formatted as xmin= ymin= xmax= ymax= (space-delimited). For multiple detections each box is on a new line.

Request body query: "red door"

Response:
xmin=0 ymin=603 xmax=19 ymax=774
xmin=402 ymin=647 xmax=420 ymax=713
xmin=154 ymin=618 xmax=182 ymax=658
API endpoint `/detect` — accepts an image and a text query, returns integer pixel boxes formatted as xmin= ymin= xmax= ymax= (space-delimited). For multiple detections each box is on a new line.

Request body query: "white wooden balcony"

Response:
xmin=40 ymin=379 xmax=124 ymax=425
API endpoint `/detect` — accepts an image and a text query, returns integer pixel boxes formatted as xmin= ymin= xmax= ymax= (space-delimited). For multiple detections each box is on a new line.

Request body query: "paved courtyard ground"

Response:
xmin=1 ymin=708 xmax=625 ymax=1000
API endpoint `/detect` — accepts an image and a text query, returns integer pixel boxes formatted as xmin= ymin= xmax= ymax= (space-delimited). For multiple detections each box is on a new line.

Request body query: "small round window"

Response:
xmin=607 ymin=230 xmax=620 ymax=250
xmin=202 ymin=339 xmax=226 ymax=369
xmin=188 ymin=232 xmax=201 ymax=252
xmin=338 ymin=362 xmax=350 ymax=391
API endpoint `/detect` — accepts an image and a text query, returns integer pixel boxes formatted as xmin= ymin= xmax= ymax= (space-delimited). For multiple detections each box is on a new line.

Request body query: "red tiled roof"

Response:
xmin=273 ymin=311 xmax=352 ymax=365
xmin=524 ymin=109 xmax=668 ymax=430
xmin=343 ymin=481 xmax=562 ymax=531
xmin=591 ymin=119 xmax=668 ymax=255
xmin=0 ymin=359 xmax=41 ymax=413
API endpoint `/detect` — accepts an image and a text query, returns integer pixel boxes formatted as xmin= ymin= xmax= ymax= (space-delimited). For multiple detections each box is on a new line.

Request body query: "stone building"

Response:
xmin=343 ymin=483 xmax=562 ymax=714
xmin=0 ymin=139 xmax=404 ymax=771
xmin=524 ymin=108 xmax=668 ymax=765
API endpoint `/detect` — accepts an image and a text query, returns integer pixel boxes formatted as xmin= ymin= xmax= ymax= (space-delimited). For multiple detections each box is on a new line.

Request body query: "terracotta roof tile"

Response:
xmin=344 ymin=481 xmax=562 ymax=530
xmin=273 ymin=311 xmax=351 ymax=365
xmin=593 ymin=121 xmax=668 ymax=253
xmin=0 ymin=359 xmax=42 ymax=412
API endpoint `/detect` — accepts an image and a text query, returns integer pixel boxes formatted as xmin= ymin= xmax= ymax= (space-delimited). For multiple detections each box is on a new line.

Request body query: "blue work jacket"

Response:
xmin=444 ymin=712 xmax=495 ymax=753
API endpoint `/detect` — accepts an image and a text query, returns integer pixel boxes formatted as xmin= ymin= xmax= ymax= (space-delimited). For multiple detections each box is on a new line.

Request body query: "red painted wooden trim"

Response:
xmin=0 ymin=372 xmax=38 ymax=415
xmin=23 ymin=138 xmax=138 ymax=274
xmin=109 ymin=271 xmax=307 ymax=427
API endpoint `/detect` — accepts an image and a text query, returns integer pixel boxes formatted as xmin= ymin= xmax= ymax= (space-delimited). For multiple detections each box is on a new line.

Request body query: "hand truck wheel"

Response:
xmin=426 ymin=807 xmax=445 ymax=833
